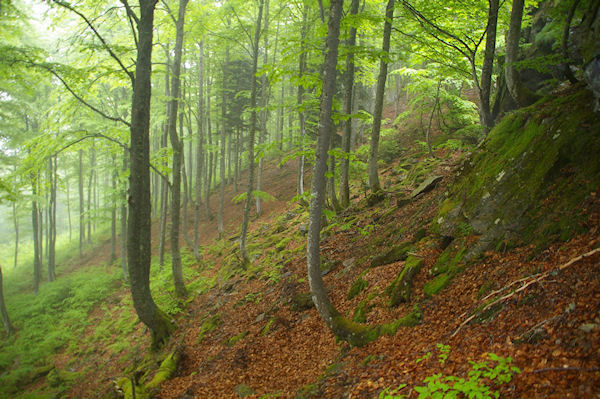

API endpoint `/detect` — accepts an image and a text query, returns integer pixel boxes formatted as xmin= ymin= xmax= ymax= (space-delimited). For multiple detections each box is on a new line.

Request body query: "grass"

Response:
xmin=0 ymin=223 xmax=212 ymax=398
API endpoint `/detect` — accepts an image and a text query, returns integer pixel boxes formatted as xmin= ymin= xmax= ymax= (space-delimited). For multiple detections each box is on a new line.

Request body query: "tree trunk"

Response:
xmin=505 ymin=0 xmax=539 ymax=107
xmin=128 ymin=0 xmax=173 ymax=350
xmin=12 ymin=201 xmax=19 ymax=269
xmin=205 ymin=68 xmax=213 ymax=219
xmin=256 ymin=0 xmax=270 ymax=217
xmin=66 ymin=177 xmax=72 ymax=242
xmin=78 ymin=149 xmax=84 ymax=257
xmin=479 ymin=0 xmax=499 ymax=133
xmin=193 ymin=41 xmax=205 ymax=261
xmin=368 ymin=0 xmax=395 ymax=193
xmin=48 ymin=157 xmax=56 ymax=282
xmin=0 ymin=265 xmax=14 ymax=336
xmin=32 ymin=177 xmax=42 ymax=294
xmin=327 ymin=133 xmax=340 ymax=210
xmin=218 ymin=47 xmax=229 ymax=237
xmin=167 ymin=0 xmax=189 ymax=298
xmin=307 ymin=0 xmax=344 ymax=337
xmin=297 ymin=4 xmax=308 ymax=197
xmin=159 ymin=64 xmax=171 ymax=270
xmin=339 ymin=0 xmax=360 ymax=208
xmin=240 ymin=0 xmax=265 ymax=265
xmin=111 ymin=156 xmax=118 ymax=264
xmin=121 ymin=148 xmax=128 ymax=280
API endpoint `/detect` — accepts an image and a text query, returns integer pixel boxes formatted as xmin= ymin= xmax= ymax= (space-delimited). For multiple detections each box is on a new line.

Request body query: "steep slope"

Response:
xmin=149 ymin=86 xmax=599 ymax=398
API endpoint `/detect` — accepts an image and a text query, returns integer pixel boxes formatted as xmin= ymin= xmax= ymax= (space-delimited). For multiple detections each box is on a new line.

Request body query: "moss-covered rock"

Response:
xmin=433 ymin=89 xmax=600 ymax=258
xmin=424 ymin=273 xmax=453 ymax=297
xmin=197 ymin=315 xmax=221 ymax=344
xmin=290 ymin=292 xmax=314 ymax=312
xmin=371 ymin=242 xmax=413 ymax=267
xmin=386 ymin=256 xmax=423 ymax=306
xmin=430 ymin=244 xmax=466 ymax=276
xmin=146 ymin=351 xmax=180 ymax=389
xmin=224 ymin=330 xmax=249 ymax=347
xmin=347 ymin=275 xmax=368 ymax=299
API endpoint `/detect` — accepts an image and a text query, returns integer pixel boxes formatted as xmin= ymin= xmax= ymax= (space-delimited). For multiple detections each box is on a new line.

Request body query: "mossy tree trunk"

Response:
xmin=128 ymin=0 xmax=173 ymax=350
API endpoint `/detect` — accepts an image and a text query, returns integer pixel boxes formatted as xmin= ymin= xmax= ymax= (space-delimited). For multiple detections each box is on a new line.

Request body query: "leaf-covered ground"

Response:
xmin=32 ymin=110 xmax=599 ymax=398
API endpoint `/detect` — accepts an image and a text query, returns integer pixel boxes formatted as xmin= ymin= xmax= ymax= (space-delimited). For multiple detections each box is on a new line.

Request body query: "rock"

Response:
xmin=410 ymin=175 xmax=443 ymax=198
xmin=396 ymin=196 xmax=411 ymax=208
xmin=254 ymin=313 xmax=265 ymax=323
xmin=234 ymin=384 xmax=255 ymax=398
xmin=366 ymin=190 xmax=386 ymax=206
xmin=386 ymin=256 xmax=423 ymax=306
xmin=298 ymin=223 xmax=308 ymax=235
xmin=342 ymin=258 xmax=356 ymax=268
xmin=290 ymin=292 xmax=314 ymax=312
xmin=371 ymin=242 xmax=413 ymax=267
xmin=579 ymin=323 xmax=599 ymax=333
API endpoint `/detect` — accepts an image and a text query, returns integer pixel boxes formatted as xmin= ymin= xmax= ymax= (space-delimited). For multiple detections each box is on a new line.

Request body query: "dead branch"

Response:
xmin=451 ymin=247 xmax=600 ymax=338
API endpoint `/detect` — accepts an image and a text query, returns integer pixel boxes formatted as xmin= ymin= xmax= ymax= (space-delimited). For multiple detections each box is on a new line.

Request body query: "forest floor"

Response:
xmin=52 ymin=130 xmax=600 ymax=398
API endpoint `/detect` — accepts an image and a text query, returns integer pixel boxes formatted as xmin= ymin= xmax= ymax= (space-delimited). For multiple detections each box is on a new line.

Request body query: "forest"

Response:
xmin=0 ymin=0 xmax=599 ymax=397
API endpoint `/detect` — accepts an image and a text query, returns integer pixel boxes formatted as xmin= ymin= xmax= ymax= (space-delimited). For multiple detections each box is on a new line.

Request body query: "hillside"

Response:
xmin=3 ymin=87 xmax=599 ymax=399
xmin=134 ymin=87 xmax=599 ymax=397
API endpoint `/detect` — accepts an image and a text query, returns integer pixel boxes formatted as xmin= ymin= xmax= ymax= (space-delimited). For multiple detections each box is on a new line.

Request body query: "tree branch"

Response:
xmin=120 ymin=0 xmax=140 ymax=49
xmin=33 ymin=62 xmax=131 ymax=127
xmin=51 ymin=0 xmax=135 ymax=84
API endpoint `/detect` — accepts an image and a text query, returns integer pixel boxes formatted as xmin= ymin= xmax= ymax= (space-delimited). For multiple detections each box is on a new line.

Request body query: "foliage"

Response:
xmin=414 ymin=353 xmax=521 ymax=399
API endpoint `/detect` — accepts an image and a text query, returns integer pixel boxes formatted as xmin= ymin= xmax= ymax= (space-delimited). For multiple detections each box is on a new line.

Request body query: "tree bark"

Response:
xmin=0 ymin=265 xmax=13 ymax=336
xmin=111 ymin=155 xmax=118 ymax=264
xmin=479 ymin=0 xmax=499 ymax=133
xmin=240 ymin=0 xmax=265 ymax=264
xmin=368 ymin=0 xmax=395 ymax=193
xmin=339 ymin=0 xmax=360 ymax=208
xmin=121 ymin=148 xmax=128 ymax=280
xmin=47 ymin=157 xmax=56 ymax=282
xmin=12 ymin=200 xmax=19 ymax=269
xmin=32 ymin=176 xmax=42 ymax=294
xmin=167 ymin=0 xmax=189 ymax=298
xmin=256 ymin=0 xmax=270 ymax=217
xmin=128 ymin=0 xmax=173 ymax=350
xmin=78 ymin=149 xmax=84 ymax=257
xmin=505 ymin=0 xmax=539 ymax=107
xmin=307 ymin=0 xmax=343 ymax=336
xmin=158 ymin=60 xmax=171 ymax=270
xmin=296 ymin=4 xmax=308 ymax=198
xmin=218 ymin=47 xmax=229 ymax=237
xmin=193 ymin=41 xmax=205 ymax=261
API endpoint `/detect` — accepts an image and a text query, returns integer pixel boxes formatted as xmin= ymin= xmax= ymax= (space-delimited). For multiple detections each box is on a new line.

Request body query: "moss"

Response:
xmin=262 ymin=317 xmax=276 ymax=336
xmin=146 ymin=351 xmax=179 ymax=389
xmin=386 ymin=256 xmax=423 ymax=306
xmin=197 ymin=315 xmax=221 ymax=344
xmin=430 ymin=244 xmax=466 ymax=276
xmin=224 ymin=330 xmax=249 ymax=347
xmin=352 ymin=298 xmax=374 ymax=323
xmin=296 ymin=383 xmax=320 ymax=399
xmin=472 ymin=302 xmax=504 ymax=323
xmin=331 ymin=305 xmax=421 ymax=347
xmin=234 ymin=383 xmax=255 ymax=397
xmin=371 ymin=242 xmax=414 ymax=267
xmin=347 ymin=275 xmax=369 ymax=300
xmin=477 ymin=280 xmax=495 ymax=299
xmin=290 ymin=292 xmax=314 ymax=312
xmin=117 ymin=377 xmax=149 ymax=399
xmin=275 ymin=237 xmax=292 ymax=252
xmin=424 ymin=273 xmax=452 ymax=297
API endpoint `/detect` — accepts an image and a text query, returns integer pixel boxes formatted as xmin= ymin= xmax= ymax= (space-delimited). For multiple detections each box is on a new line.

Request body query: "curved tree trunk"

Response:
xmin=240 ymin=0 xmax=265 ymax=264
xmin=339 ymin=0 xmax=360 ymax=208
xmin=167 ymin=0 xmax=189 ymax=298
xmin=128 ymin=0 xmax=173 ymax=350
xmin=368 ymin=0 xmax=395 ymax=193
xmin=307 ymin=0 xmax=343 ymax=336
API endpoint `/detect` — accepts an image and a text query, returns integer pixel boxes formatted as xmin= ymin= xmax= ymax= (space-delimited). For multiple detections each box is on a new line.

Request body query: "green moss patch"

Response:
xmin=224 ymin=330 xmax=249 ymax=347
xmin=386 ymin=256 xmax=423 ymax=306
xmin=197 ymin=315 xmax=222 ymax=344
xmin=347 ymin=274 xmax=369 ymax=300
xmin=371 ymin=242 xmax=414 ymax=267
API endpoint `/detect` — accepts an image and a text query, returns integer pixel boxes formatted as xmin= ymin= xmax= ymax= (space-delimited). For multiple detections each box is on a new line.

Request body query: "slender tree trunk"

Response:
xmin=121 ymin=148 xmax=128 ymax=280
xmin=79 ymin=149 xmax=84 ymax=257
xmin=327 ymin=133 xmax=340 ymax=210
xmin=159 ymin=63 xmax=171 ymax=269
xmin=32 ymin=176 xmax=42 ymax=294
xmin=205 ymin=70 xmax=213 ymax=218
xmin=339 ymin=0 xmax=360 ymax=208
xmin=307 ymin=0 xmax=344 ymax=335
xmin=240 ymin=0 xmax=264 ymax=264
xmin=478 ymin=0 xmax=499 ymax=133
xmin=505 ymin=0 xmax=539 ymax=107
xmin=297 ymin=4 xmax=308 ymax=197
xmin=218 ymin=47 xmax=229 ymax=237
xmin=167 ymin=0 xmax=189 ymax=298
xmin=368 ymin=0 xmax=395 ymax=193
xmin=128 ymin=0 xmax=173 ymax=350
xmin=0 ymin=265 xmax=13 ymax=336
xmin=87 ymin=143 xmax=95 ymax=243
xmin=66 ymin=178 xmax=72 ymax=242
xmin=12 ymin=201 xmax=19 ymax=269
xmin=111 ymin=156 xmax=118 ymax=264
xmin=256 ymin=0 xmax=270 ymax=217
xmin=193 ymin=41 xmax=205 ymax=261
xmin=48 ymin=157 xmax=56 ymax=282
xmin=233 ymin=128 xmax=239 ymax=192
